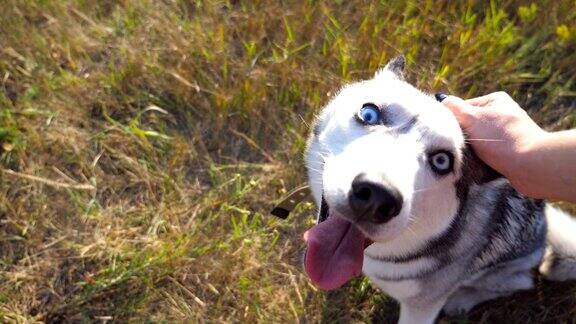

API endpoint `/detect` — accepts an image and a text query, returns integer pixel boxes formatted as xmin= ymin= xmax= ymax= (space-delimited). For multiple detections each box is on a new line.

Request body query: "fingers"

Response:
xmin=466 ymin=91 xmax=509 ymax=107
xmin=441 ymin=95 xmax=475 ymax=130
xmin=465 ymin=94 xmax=494 ymax=107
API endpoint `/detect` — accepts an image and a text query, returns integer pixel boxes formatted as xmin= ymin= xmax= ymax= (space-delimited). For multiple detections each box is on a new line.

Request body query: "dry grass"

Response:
xmin=0 ymin=0 xmax=575 ymax=323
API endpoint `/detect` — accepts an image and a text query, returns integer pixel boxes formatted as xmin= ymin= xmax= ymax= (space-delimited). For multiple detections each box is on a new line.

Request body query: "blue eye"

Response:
xmin=428 ymin=151 xmax=454 ymax=175
xmin=357 ymin=104 xmax=380 ymax=125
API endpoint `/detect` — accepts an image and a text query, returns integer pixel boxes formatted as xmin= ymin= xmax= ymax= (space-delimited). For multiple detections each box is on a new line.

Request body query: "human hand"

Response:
xmin=439 ymin=92 xmax=546 ymax=193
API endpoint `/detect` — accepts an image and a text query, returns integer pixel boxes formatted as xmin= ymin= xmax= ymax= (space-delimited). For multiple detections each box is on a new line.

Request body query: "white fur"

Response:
xmin=363 ymin=254 xmax=438 ymax=281
xmin=398 ymin=299 xmax=446 ymax=324
xmin=540 ymin=205 xmax=576 ymax=281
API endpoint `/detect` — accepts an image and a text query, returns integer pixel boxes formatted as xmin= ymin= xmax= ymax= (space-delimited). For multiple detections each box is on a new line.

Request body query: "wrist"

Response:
xmin=507 ymin=130 xmax=550 ymax=197
xmin=520 ymin=130 xmax=552 ymax=160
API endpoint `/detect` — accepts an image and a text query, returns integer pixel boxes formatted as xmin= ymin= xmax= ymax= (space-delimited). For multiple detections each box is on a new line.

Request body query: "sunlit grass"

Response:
xmin=0 ymin=0 xmax=575 ymax=322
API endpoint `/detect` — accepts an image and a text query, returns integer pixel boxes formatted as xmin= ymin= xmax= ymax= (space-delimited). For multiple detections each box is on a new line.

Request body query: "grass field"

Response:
xmin=1 ymin=0 xmax=575 ymax=323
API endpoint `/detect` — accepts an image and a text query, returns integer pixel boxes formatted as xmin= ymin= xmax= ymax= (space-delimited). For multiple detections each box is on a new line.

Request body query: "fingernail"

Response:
xmin=434 ymin=92 xmax=448 ymax=102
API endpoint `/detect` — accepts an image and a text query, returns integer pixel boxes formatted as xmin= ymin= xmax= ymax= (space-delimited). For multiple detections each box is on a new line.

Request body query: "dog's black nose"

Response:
xmin=349 ymin=174 xmax=403 ymax=224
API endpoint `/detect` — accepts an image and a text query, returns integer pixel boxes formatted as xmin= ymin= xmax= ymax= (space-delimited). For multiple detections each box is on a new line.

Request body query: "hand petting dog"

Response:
xmin=441 ymin=92 xmax=576 ymax=203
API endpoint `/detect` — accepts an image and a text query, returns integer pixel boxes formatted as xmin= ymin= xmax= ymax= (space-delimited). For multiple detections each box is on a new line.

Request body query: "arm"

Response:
xmin=518 ymin=130 xmax=576 ymax=202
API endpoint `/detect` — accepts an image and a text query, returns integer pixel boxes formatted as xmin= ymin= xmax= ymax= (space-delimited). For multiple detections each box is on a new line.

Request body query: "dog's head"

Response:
xmin=303 ymin=57 xmax=497 ymax=290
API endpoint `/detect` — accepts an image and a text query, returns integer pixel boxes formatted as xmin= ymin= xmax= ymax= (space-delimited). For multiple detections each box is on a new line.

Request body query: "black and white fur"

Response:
xmin=305 ymin=56 xmax=576 ymax=323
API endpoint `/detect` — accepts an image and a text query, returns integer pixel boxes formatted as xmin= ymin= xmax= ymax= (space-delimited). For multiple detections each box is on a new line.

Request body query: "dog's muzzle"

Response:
xmin=348 ymin=173 xmax=403 ymax=224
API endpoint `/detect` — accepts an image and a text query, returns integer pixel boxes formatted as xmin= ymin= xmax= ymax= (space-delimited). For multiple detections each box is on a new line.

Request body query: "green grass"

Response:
xmin=0 ymin=0 xmax=575 ymax=322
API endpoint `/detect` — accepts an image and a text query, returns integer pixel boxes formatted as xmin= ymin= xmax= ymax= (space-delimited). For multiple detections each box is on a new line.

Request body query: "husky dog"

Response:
xmin=303 ymin=56 xmax=576 ymax=324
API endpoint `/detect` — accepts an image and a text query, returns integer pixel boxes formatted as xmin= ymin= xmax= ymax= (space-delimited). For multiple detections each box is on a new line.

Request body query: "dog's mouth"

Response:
xmin=303 ymin=196 xmax=373 ymax=290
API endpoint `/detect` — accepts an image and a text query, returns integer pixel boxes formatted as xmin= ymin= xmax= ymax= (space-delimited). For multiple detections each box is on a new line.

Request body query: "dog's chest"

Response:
xmin=362 ymin=254 xmax=436 ymax=300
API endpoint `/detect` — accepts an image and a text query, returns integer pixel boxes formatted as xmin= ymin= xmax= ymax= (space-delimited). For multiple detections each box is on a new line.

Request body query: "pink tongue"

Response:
xmin=304 ymin=216 xmax=365 ymax=290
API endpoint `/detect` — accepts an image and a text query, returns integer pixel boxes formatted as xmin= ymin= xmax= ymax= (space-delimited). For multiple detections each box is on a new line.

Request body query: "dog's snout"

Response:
xmin=349 ymin=174 xmax=403 ymax=224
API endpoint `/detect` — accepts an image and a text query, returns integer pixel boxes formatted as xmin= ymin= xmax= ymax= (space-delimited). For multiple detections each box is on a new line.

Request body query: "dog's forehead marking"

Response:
xmin=317 ymin=103 xmax=461 ymax=150
xmin=312 ymin=71 xmax=466 ymax=158
xmin=321 ymin=78 xmax=445 ymax=123
xmin=394 ymin=115 xmax=419 ymax=135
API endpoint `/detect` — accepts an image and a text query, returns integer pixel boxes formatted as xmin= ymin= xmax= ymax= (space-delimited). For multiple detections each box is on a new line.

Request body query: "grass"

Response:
xmin=0 ymin=0 xmax=575 ymax=322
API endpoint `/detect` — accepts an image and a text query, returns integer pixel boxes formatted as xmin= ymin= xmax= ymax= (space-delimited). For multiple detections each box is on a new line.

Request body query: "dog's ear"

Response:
xmin=462 ymin=146 xmax=503 ymax=184
xmin=375 ymin=55 xmax=405 ymax=80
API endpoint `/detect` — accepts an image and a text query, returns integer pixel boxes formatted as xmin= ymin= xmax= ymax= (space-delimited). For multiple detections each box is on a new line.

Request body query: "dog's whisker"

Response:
xmin=407 ymin=214 xmax=419 ymax=226
xmin=318 ymin=154 xmax=331 ymax=161
xmin=465 ymin=138 xmax=506 ymax=142
xmin=413 ymin=183 xmax=444 ymax=193
xmin=405 ymin=218 xmax=419 ymax=236
xmin=413 ymin=187 xmax=440 ymax=194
